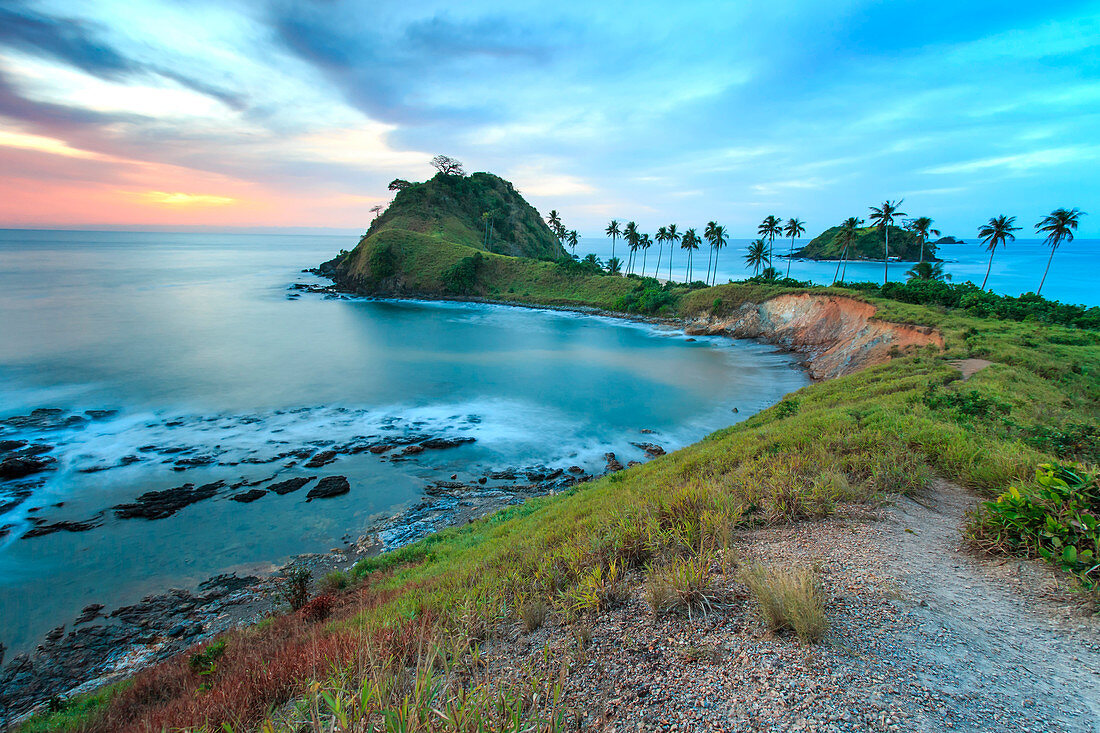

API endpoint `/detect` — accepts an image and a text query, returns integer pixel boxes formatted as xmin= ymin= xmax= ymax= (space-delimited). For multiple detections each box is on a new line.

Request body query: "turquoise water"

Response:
xmin=0 ymin=229 xmax=806 ymax=653
xmin=577 ymin=236 xmax=1100 ymax=307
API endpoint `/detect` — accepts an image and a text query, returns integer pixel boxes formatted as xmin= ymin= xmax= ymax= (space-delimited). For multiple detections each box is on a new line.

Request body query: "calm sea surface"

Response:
xmin=0 ymin=229 xmax=806 ymax=653
xmin=575 ymin=236 xmax=1100 ymax=307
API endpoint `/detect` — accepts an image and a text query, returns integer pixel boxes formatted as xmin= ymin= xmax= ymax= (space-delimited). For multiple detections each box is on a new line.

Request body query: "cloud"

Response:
xmin=921 ymin=147 xmax=1100 ymax=176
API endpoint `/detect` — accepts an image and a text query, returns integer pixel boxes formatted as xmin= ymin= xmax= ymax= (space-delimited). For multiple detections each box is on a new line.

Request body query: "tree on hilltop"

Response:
xmin=430 ymin=155 xmax=466 ymax=176
xmin=388 ymin=179 xmax=413 ymax=191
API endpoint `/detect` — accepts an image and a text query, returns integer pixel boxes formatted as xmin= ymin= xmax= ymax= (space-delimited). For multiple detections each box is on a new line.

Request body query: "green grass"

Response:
xmin=16 ymin=681 xmax=130 ymax=732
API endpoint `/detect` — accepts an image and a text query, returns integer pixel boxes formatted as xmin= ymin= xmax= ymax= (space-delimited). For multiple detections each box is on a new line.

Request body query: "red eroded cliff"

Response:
xmin=686 ymin=293 xmax=944 ymax=379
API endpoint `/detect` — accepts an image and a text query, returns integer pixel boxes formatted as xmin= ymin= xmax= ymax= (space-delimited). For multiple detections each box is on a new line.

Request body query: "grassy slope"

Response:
xmin=27 ymin=232 xmax=1100 ymax=731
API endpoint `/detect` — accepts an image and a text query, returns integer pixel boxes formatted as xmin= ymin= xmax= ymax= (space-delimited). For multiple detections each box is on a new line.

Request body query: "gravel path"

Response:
xmin=484 ymin=481 xmax=1100 ymax=731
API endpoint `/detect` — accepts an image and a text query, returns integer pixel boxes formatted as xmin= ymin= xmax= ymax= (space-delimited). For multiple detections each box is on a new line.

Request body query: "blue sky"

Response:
xmin=0 ymin=0 xmax=1097 ymax=236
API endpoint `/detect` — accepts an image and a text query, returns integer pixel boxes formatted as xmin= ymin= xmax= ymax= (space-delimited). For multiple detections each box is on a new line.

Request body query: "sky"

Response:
xmin=0 ymin=0 xmax=1098 ymax=237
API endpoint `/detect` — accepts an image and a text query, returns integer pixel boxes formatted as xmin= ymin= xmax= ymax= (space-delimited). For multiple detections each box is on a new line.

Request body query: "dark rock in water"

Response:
xmin=0 ymin=439 xmax=27 ymax=451
xmin=432 ymin=480 xmax=467 ymax=489
xmin=490 ymin=469 xmax=517 ymax=480
xmin=267 ymin=476 xmax=315 ymax=495
xmin=604 ymin=452 xmax=624 ymax=472
xmin=544 ymin=468 xmax=564 ymax=481
xmin=114 ymin=480 xmax=224 ymax=519
xmin=229 ymin=489 xmax=266 ymax=503
xmin=420 ymin=437 xmax=476 ymax=450
xmin=630 ymin=442 xmax=666 ymax=458
xmin=43 ymin=626 xmax=65 ymax=644
xmin=368 ymin=444 xmax=394 ymax=454
xmin=639 ymin=428 xmax=656 ymax=434
xmin=478 ymin=477 xmax=487 ymax=484
xmin=304 ymin=449 xmax=337 ymax=468
xmin=1 ymin=408 xmax=86 ymax=431
xmin=84 ymin=409 xmax=118 ymax=420
xmin=21 ymin=515 xmax=103 ymax=538
xmin=307 ymin=476 xmax=350 ymax=501
xmin=400 ymin=444 xmax=425 ymax=456
xmin=75 ymin=604 xmax=104 ymax=625
xmin=0 ymin=455 xmax=55 ymax=479
xmin=627 ymin=460 xmax=642 ymax=467
xmin=568 ymin=465 xmax=584 ymax=474
xmin=172 ymin=455 xmax=216 ymax=470
xmin=526 ymin=471 xmax=546 ymax=482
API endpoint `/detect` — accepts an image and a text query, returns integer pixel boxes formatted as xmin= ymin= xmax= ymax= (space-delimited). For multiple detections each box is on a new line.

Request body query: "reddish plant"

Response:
xmin=300 ymin=593 xmax=336 ymax=622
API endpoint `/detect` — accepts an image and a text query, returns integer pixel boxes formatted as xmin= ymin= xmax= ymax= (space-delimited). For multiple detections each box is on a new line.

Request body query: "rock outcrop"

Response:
xmin=687 ymin=294 xmax=943 ymax=379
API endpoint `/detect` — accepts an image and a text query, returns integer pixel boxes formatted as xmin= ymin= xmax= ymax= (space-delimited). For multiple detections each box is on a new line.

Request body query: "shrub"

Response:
xmin=318 ymin=569 xmax=350 ymax=594
xmin=187 ymin=639 xmax=227 ymax=676
xmin=441 ymin=251 xmax=484 ymax=294
xmin=275 ymin=567 xmax=311 ymax=611
xmin=645 ymin=552 xmax=721 ymax=618
xmin=969 ymin=463 xmax=1100 ymax=595
xmin=520 ymin=596 xmax=549 ymax=632
xmin=564 ymin=560 xmax=628 ymax=616
xmin=739 ymin=564 xmax=827 ymax=643
xmin=922 ymin=387 xmax=1010 ymax=419
xmin=299 ymin=594 xmax=336 ymax=622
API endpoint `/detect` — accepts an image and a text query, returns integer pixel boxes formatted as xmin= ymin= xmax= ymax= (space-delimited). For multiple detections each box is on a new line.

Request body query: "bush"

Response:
xmin=441 ymin=251 xmax=484 ymax=294
xmin=519 ymin=596 xmax=549 ymax=632
xmin=739 ymin=564 xmax=827 ymax=643
xmin=299 ymin=594 xmax=336 ymax=622
xmin=613 ymin=282 xmax=681 ymax=314
xmin=645 ymin=552 xmax=722 ymax=618
xmin=969 ymin=463 xmax=1100 ymax=595
xmin=318 ymin=569 xmax=350 ymax=594
xmin=922 ymin=387 xmax=1009 ymax=419
xmin=188 ymin=639 xmax=227 ymax=677
xmin=275 ymin=567 xmax=311 ymax=611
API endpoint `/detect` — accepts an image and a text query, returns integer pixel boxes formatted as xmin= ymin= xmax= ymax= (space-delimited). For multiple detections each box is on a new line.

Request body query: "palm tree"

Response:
xmin=654 ymin=226 xmax=669 ymax=278
xmin=744 ymin=239 xmax=768 ymax=276
xmin=758 ymin=215 xmax=783 ymax=267
xmin=623 ymin=221 xmax=639 ymax=274
xmin=1035 ymin=208 xmax=1086 ymax=295
xmin=905 ymin=261 xmax=946 ymax=281
xmin=547 ymin=210 xmax=563 ymax=241
xmin=681 ymin=228 xmax=699 ymax=283
xmin=605 ymin=220 xmax=621 ymax=266
xmin=976 ymin=215 xmax=1020 ymax=290
xmin=706 ymin=225 xmax=728 ymax=285
xmin=783 ymin=217 xmax=806 ymax=279
xmin=605 ymin=256 xmax=621 ymax=275
xmin=666 ymin=224 xmax=680 ymax=282
xmin=868 ymin=199 xmax=906 ymax=284
xmin=567 ymin=229 xmax=579 ymax=258
xmin=833 ymin=216 xmax=862 ymax=285
xmin=703 ymin=221 xmax=718 ymax=286
xmin=640 ymin=234 xmax=652 ymax=276
xmin=906 ymin=216 xmax=940 ymax=264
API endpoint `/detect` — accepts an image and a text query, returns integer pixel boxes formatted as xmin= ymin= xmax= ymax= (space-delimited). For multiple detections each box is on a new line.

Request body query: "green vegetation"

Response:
xmin=969 ymin=463 xmax=1099 ymax=598
xmin=15 ymin=681 xmax=131 ymax=733
xmin=359 ymin=171 xmax=565 ymax=260
xmin=799 ymin=223 xmax=924 ymax=262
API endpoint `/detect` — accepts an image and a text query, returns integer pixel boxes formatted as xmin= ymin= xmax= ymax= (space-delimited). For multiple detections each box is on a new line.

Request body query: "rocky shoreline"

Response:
xmin=0 ymin=396 xmax=654 ymax=723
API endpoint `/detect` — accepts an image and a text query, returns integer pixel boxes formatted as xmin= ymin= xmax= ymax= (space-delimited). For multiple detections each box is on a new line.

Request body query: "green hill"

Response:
xmin=361 ymin=171 xmax=565 ymax=259
xmin=796 ymin=225 xmax=934 ymax=261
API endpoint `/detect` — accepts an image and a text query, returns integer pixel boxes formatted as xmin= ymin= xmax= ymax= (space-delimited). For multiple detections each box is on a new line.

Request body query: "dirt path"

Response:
xmin=484 ymin=481 xmax=1100 ymax=731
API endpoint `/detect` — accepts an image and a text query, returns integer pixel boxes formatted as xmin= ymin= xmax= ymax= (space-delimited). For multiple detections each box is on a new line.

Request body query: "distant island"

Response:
xmin=794 ymin=224 xmax=937 ymax=261
xmin=934 ymin=235 xmax=965 ymax=244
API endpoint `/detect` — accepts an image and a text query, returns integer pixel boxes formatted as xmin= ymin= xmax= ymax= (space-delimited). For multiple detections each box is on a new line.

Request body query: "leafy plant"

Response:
xmin=922 ymin=387 xmax=1009 ymax=419
xmin=276 ymin=567 xmax=312 ymax=611
xmin=970 ymin=463 xmax=1100 ymax=594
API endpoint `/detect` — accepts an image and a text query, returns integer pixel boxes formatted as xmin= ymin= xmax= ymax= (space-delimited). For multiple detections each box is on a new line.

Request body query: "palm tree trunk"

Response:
xmin=669 ymin=247 xmax=674 ymax=283
xmin=713 ymin=249 xmax=720 ymax=285
xmin=612 ymin=235 xmax=616 ymax=265
xmin=884 ymin=227 xmax=889 ymax=285
xmin=785 ymin=235 xmax=794 ymax=279
xmin=687 ymin=250 xmax=692 ymax=283
xmin=919 ymin=236 xmax=925 ymax=264
xmin=654 ymin=244 xmax=663 ymax=279
xmin=841 ymin=245 xmax=849 ymax=283
xmin=706 ymin=246 xmax=713 ymax=286
xmin=832 ymin=253 xmax=842 ymax=285
xmin=1038 ymin=245 xmax=1056 ymax=295
xmin=981 ymin=250 xmax=994 ymax=290
xmin=642 ymin=250 xmax=647 ymax=277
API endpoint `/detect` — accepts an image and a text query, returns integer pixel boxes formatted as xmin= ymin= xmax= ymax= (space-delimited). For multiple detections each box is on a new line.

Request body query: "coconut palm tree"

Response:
xmin=833 ymin=216 xmax=863 ymax=285
xmin=758 ymin=215 xmax=783 ymax=267
xmin=623 ymin=221 xmax=639 ymax=274
xmin=605 ymin=220 xmax=621 ymax=266
xmin=567 ymin=229 xmax=579 ymax=258
xmin=976 ymin=215 xmax=1019 ymax=290
xmin=681 ymin=228 xmax=699 ymax=283
xmin=666 ymin=224 xmax=680 ymax=282
xmin=605 ymin=257 xmax=621 ymax=275
xmin=868 ymin=200 xmax=906 ymax=283
xmin=706 ymin=225 xmax=729 ymax=285
xmin=905 ymin=261 xmax=946 ymax=281
xmin=1035 ymin=208 xmax=1086 ymax=295
xmin=547 ymin=210 xmax=563 ymax=241
xmin=654 ymin=226 xmax=669 ymax=278
xmin=640 ymin=234 xmax=652 ymax=276
xmin=703 ymin=221 xmax=718 ymax=286
xmin=744 ymin=239 xmax=768 ymax=276
xmin=906 ymin=216 xmax=940 ymax=264
xmin=783 ymin=217 xmax=806 ymax=279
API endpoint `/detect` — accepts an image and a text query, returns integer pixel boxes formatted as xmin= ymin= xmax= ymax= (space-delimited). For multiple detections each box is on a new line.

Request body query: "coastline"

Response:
xmin=1 ymin=282 xmax=810 ymax=724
